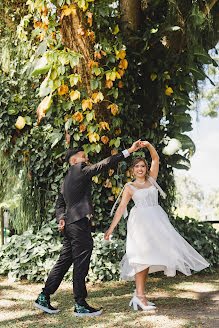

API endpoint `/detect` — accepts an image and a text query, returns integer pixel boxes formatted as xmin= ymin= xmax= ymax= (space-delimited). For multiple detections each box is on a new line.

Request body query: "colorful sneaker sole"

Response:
xmin=34 ymin=302 xmax=59 ymax=314
xmin=74 ymin=309 xmax=103 ymax=317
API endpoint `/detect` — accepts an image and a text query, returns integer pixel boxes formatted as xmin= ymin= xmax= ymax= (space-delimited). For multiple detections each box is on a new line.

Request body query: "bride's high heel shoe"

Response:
xmin=129 ymin=295 xmax=156 ymax=311
xmin=133 ymin=289 xmax=155 ymax=306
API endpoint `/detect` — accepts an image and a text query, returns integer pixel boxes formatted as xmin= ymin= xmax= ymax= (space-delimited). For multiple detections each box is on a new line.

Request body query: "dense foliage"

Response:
xmin=0 ymin=216 xmax=218 ymax=282
xmin=0 ymin=0 xmax=218 ymax=233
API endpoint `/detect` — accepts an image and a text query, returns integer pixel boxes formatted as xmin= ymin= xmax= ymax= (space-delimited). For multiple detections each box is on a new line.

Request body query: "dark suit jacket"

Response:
xmin=55 ymin=152 xmax=126 ymax=224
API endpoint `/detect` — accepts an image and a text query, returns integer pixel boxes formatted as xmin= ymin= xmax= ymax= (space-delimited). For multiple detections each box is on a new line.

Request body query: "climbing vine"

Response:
xmin=0 ymin=0 xmax=218 ymax=233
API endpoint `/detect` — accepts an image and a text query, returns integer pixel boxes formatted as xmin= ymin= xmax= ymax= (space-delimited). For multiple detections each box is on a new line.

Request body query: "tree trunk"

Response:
xmin=61 ymin=7 xmax=93 ymax=94
xmin=0 ymin=208 xmax=4 ymax=246
xmin=119 ymin=0 xmax=143 ymax=31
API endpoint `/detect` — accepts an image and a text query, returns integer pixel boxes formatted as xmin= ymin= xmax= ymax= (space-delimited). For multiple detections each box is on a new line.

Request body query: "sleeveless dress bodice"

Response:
xmin=131 ymin=186 xmax=159 ymax=208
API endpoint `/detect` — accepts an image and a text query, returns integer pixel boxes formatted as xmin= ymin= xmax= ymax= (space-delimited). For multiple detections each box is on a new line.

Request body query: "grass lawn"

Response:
xmin=0 ymin=270 xmax=218 ymax=328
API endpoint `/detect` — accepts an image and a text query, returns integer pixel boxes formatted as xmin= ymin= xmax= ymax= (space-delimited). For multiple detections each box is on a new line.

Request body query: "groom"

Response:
xmin=34 ymin=140 xmax=142 ymax=317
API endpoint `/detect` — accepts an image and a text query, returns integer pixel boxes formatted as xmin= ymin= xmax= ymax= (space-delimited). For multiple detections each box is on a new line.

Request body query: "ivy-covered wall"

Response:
xmin=0 ymin=0 xmax=218 ymax=234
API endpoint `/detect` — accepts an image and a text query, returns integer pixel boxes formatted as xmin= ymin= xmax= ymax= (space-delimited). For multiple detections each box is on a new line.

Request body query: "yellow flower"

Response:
xmin=92 ymin=176 xmax=99 ymax=183
xmin=101 ymin=136 xmax=109 ymax=144
xmin=72 ymin=112 xmax=84 ymax=122
xmin=58 ymin=85 xmax=69 ymax=95
xmin=88 ymin=60 xmax=99 ymax=68
xmin=116 ymin=50 xmax=126 ymax=60
xmin=99 ymin=122 xmax=110 ymax=131
xmin=87 ymin=132 xmax=100 ymax=143
xmin=113 ymin=25 xmax=119 ymax=35
xmin=108 ymin=169 xmax=114 ymax=176
xmin=60 ymin=5 xmax=76 ymax=20
xmin=165 ymin=86 xmax=174 ymax=96
xmin=82 ymin=98 xmax=93 ymax=111
xmin=118 ymin=69 xmax=125 ymax=77
xmin=79 ymin=124 xmax=87 ymax=132
xmin=118 ymin=59 xmax=128 ymax=69
xmin=105 ymin=79 xmax=113 ymax=88
xmin=115 ymin=128 xmax=121 ymax=136
xmin=91 ymin=92 xmax=104 ymax=103
xmin=70 ymin=90 xmax=80 ymax=101
xmin=107 ymin=104 xmax=119 ymax=116
xmin=106 ymin=71 xmax=117 ymax=81
xmin=118 ymin=81 xmax=124 ymax=88
xmin=112 ymin=186 xmax=122 ymax=196
xmin=150 ymin=73 xmax=157 ymax=81
xmin=104 ymin=179 xmax=112 ymax=188
xmin=37 ymin=95 xmax=52 ymax=125
xmin=15 ymin=116 xmax=26 ymax=130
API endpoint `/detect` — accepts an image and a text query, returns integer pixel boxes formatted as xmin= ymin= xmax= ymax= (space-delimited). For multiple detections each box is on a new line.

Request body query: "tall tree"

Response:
xmin=0 ymin=0 xmax=218 ymax=233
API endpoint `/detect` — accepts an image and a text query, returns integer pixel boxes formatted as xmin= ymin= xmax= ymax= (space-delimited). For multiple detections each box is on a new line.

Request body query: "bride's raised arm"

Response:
xmin=140 ymin=141 xmax=159 ymax=180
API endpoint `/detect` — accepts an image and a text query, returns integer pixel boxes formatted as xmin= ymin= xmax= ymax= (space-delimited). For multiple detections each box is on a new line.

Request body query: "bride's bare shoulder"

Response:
xmin=124 ymin=183 xmax=135 ymax=194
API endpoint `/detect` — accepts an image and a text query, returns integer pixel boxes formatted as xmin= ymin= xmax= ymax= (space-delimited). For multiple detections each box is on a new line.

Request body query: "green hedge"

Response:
xmin=0 ymin=216 xmax=218 ymax=283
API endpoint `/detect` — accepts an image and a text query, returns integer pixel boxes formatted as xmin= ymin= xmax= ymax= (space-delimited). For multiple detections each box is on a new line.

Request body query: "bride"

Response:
xmin=104 ymin=141 xmax=209 ymax=311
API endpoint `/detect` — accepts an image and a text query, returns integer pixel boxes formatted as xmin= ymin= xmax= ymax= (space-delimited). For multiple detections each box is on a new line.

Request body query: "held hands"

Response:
xmin=128 ymin=139 xmax=142 ymax=153
xmin=128 ymin=140 xmax=151 ymax=154
xmin=58 ymin=219 xmax=65 ymax=232
xmin=139 ymin=141 xmax=150 ymax=148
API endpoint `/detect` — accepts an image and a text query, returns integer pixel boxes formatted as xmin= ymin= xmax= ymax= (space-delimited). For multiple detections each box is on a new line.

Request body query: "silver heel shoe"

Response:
xmin=133 ymin=289 xmax=155 ymax=306
xmin=133 ymin=301 xmax=138 ymax=311
xmin=129 ymin=298 xmax=133 ymax=307
xmin=132 ymin=295 xmax=156 ymax=311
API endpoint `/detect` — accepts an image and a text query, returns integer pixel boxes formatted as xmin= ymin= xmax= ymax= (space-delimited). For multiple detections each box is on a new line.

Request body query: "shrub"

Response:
xmin=0 ymin=216 xmax=218 ymax=283
xmin=171 ymin=216 xmax=219 ymax=271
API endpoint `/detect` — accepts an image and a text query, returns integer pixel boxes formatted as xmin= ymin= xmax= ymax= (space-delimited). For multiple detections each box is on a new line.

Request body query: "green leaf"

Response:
xmin=165 ymin=26 xmax=181 ymax=32
xmin=95 ymin=144 xmax=102 ymax=153
xmin=68 ymin=74 xmax=81 ymax=87
xmin=114 ymin=137 xmax=121 ymax=148
xmin=90 ymin=79 xmax=99 ymax=90
xmin=31 ymin=57 xmax=51 ymax=76
xmin=73 ymin=133 xmax=80 ymax=141
xmin=109 ymin=139 xmax=115 ymax=147
xmin=65 ymin=118 xmax=73 ymax=130
xmin=69 ymin=54 xmax=81 ymax=68
xmin=86 ymin=112 xmax=93 ymax=122
xmin=24 ymin=116 xmax=32 ymax=125
xmin=8 ymin=106 xmax=19 ymax=115
xmin=50 ymin=132 xmax=63 ymax=148
xmin=113 ymin=88 xmax=118 ymax=99
xmin=174 ymin=134 xmax=196 ymax=154
xmin=39 ymin=78 xmax=52 ymax=97
xmin=189 ymin=66 xmax=206 ymax=80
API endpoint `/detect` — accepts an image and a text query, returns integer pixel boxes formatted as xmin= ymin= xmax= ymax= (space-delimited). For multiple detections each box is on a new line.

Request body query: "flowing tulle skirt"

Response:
xmin=120 ymin=205 xmax=209 ymax=281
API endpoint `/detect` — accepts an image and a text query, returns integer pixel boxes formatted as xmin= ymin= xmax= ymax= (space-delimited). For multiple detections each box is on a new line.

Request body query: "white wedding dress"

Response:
xmin=118 ymin=177 xmax=209 ymax=281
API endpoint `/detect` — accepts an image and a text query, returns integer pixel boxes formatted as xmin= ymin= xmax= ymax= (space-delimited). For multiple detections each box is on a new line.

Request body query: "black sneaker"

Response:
xmin=74 ymin=301 xmax=103 ymax=317
xmin=34 ymin=293 xmax=59 ymax=314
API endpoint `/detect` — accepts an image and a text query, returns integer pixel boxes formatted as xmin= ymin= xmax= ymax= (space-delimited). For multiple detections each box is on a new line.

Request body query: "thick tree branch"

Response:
xmin=202 ymin=0 xmax=218 ymax=16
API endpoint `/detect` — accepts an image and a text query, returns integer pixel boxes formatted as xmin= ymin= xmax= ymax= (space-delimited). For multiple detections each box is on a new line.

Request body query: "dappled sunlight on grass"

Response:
xmin=0 ymin=270 xmax=218 ymax=328
xmin=173 ymin=282 xmax=218 ymax=293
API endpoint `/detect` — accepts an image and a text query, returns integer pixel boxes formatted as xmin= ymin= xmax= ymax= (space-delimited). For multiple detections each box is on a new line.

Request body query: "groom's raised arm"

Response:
xmin=82 ymin=140 xmax=141 ymax=178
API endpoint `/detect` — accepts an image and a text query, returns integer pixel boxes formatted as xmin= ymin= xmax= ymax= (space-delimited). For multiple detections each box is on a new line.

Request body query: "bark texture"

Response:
xmin=61 ymin=8 xmax=93 ymax=94
xmin=119 ymin=0 xmax=143 ymax=31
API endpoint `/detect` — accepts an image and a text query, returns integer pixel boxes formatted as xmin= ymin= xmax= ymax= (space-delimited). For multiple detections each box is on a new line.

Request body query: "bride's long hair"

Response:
xmin=131 ymin=156 xmax=149 ymax=180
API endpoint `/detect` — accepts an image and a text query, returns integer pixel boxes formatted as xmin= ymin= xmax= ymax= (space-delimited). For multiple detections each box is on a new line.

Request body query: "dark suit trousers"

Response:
xmin=42 ymin=217 xmax=93 ymax=305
